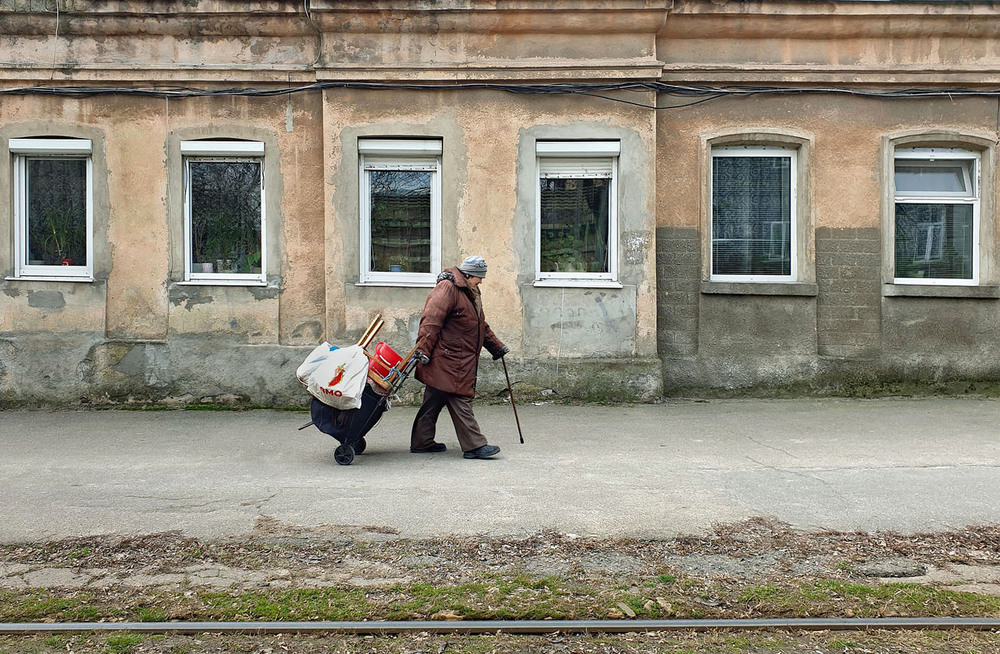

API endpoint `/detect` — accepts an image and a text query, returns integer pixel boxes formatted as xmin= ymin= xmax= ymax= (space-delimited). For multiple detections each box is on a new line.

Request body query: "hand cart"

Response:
xmin=301 ymin=315 xmax=422 ymax=465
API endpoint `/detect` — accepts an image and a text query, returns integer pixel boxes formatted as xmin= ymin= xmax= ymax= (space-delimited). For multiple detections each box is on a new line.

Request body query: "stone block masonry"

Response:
xmin=816 ymin=227 xmax=882 ymax=360
xmin=656 ymin=227 xmax=701 ymax=358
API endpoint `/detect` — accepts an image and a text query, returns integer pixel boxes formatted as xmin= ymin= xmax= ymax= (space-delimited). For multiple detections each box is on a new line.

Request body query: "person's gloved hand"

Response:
xmin=416 ymin=351 xmax=430 ymax=365
xmin=493 ymin=344 xmax=510 ymax=360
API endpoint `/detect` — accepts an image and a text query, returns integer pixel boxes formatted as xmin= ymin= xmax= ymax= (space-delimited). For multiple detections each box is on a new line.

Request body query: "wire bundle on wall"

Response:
xmin=3 ymin=81 xmax=1000 ymax=109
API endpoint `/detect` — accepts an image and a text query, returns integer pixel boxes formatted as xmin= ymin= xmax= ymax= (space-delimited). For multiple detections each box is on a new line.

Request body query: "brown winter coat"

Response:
xmin=415 ymin=268 xmax=506 ymax=397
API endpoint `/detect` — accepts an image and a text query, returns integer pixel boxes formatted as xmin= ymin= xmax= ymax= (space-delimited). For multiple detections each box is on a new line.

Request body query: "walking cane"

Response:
xmin=501 ymin=356 xmax=524 ymax=444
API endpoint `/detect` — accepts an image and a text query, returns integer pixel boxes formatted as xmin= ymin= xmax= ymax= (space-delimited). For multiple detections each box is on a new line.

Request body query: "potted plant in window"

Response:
xmin=562 ymin=254 xmax=589 ymax=273
xmin=242 ymin=250 xmax=262 ymax=274
xmin=387 ymin=255 xmax=410 ymax=273
xmin=543 ymin=234 xmax=579 ymax=272
xmin=41 ymin=210 xmax=74 ymax=265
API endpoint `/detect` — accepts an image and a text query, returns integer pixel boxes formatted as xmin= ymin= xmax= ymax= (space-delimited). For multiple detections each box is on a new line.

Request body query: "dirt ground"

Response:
xmin=2 ymin=518 xmax=1000 ymax=653
xmin=4 ymin=630 xmax=1000 ymax=654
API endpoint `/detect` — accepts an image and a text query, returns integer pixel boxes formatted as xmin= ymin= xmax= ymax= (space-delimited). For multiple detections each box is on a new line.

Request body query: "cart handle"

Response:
xmin=401 ymin=337 xmax=426 ymax=366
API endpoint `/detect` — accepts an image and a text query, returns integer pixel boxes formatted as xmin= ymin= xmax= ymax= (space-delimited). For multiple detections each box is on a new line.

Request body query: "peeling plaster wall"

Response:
xmin=0 ymin=78 xmax=662 ymax=407
xmin=3 ymin=1 xmax=1000 ymax=405
xmin=105 ymin=97 xmax=170 ymax=341
xmin=0 ymin=91 xmax=331 ymax=406
xmin=656 ymin=92 xmax=1000 ymax=392
xmin=323 ymin=88 xmax=661 ymax=401
xmin=0 ymin=115 xmax=112 ymax=329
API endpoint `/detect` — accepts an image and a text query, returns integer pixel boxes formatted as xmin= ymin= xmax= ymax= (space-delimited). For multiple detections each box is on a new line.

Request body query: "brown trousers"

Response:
xmin=410 ymin=386 xmax=488 ymax=453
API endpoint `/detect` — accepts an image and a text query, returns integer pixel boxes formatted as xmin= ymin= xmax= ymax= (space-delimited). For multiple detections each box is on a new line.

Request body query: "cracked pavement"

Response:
xmin=1 ymin=397 xmax=998 ymax=542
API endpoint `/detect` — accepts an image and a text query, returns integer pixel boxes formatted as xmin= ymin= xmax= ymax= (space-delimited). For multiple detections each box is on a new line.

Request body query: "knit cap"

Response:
xmin=458 ymin=255 xmax=487 ymax=278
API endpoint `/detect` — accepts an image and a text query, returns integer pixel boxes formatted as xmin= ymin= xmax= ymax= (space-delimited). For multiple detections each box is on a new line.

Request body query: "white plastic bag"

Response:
xmin=296 ymin=342 xmax=336 ymax=386
xmin=304 ymin=344 xmax=368 ymax=410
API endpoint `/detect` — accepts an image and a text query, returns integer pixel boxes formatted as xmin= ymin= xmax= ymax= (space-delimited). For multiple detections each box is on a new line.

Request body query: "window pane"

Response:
xmin=190 ymin=160 xmax=262 ymax=274
xmin=712 ymin=156 xmax=791 ymax=276
xmin=26 ymin=158 xmax=87 ymax=266
xmin=895 ymin=163 xmax=969 ymax=194
xmin=370 ymin=170 xmax=431 ymax=273
xmin=894 ymin=203 xmax=974 ymax=280
xmin=539 ymin=177 xmax=610 ymax=273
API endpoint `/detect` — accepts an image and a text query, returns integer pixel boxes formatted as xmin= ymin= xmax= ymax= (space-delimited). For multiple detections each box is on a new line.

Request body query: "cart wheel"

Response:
xmin=334 ymin=444 xmax=355 ymax=466
xmin=355 ymin=438 xmax=367 ymax=455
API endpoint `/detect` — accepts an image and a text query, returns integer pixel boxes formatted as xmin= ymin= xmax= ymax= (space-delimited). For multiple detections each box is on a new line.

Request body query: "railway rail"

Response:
xmin=3 ymin=618 xmax=1000 ymax=635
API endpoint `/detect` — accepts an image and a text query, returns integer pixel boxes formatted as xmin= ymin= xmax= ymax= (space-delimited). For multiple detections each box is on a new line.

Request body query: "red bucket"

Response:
xmin=369 ymin=341 xmax=403 ymax=377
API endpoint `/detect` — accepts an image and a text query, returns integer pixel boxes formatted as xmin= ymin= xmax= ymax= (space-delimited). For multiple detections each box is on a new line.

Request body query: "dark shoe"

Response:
xmin=410 ymin=442 xmax=447 ymax=453
xmin=463 ymin=444 xmax=500 ymax=459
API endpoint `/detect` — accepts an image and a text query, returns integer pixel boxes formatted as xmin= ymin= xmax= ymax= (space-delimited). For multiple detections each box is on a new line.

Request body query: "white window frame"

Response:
xmin=534 ymin=140 xmax=620 ymax=287
xmin=11 ymin=138 xmax=94 ymax=282
xmin=893 ymin=148 xmax=980 ymax=286
xmin=181 ymin=140 xmax=266 ymax=286
xmin=710 ymin=145 xmax=797 ymax=283
xmin=358 ymin=138 xmax=442 ymax=286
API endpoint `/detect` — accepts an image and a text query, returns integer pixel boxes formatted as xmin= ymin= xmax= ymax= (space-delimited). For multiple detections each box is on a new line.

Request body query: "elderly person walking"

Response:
xmin=410 ymin=255 xmax=509 ymax=459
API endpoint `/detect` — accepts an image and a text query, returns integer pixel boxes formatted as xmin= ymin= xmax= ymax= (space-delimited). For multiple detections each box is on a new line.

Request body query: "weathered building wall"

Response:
xmin=656 ymin=0 xmax=1000 ymax=391
xmin=662 ymin=0 xmax=1000 ymax=85
xmin=0 ymin=1 xmax=665 ymax=406
xmin=2 ymin=1 xmax=1000 ymax=406
xmin=0 ymin=89 xmax=331 ymax=405
xmin=322 ymin=87 xmax=661 ymax=401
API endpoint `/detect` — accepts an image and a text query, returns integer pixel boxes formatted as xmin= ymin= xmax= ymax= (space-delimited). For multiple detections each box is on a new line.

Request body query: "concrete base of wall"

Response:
xmin=0 ymin=337 xmax=664 ymax=408
xmin=663 ymin=355 xmax=821 ymax=393
xmin=663 ymin=355 xmax=1000 ymax=397
xmin=8 ymin=333 xmax=998 ymax=407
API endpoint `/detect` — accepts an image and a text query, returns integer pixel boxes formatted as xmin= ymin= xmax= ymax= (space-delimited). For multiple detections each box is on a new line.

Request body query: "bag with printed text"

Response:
xmin=296 ymin=342 xmax=337 ymax=385
xmin=300 ymin=344 xmax=369 ymax=410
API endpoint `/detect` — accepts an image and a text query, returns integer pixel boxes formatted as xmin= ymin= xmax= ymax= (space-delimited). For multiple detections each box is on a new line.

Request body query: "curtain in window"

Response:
xmin=712 ymin=156 xmax=791 ymax=276
xmin=190 ymin=160 xmax=262 ymax=273
xmin=539 ymin=177 xmax=610 ymax=273
xmin=26 ymin=158 xmax=87 ymax=266
xmin=894 ymin=203 xmax=973 ymax=280
xmin=370 ymin=170 xmax=431 ymax=273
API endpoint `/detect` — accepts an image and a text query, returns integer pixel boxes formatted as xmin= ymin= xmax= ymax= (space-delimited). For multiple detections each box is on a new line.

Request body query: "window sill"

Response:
xmin=355 ymin=280 xmax=437 ymax=288
xmin=176 ymin=279 xmax=268 ymax=287
xmin=882 ymin=284 xmax=1000 ymax=299
xmin=5 ymin=275 xmax=95 ymax=283
xmin=701 ymin=281 xmax=818 ymax=296
xmin=533 ymin=279 xmax=623 ymax=289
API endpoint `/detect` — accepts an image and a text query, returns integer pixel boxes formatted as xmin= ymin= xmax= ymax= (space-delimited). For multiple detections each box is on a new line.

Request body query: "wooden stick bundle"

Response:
xmin=356 ymin=315 xmax=384 ymax=350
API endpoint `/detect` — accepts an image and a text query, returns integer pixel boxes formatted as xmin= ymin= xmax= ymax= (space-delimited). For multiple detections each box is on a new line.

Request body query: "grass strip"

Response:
xmin=2 ymin=576 xmax=999 ymax=625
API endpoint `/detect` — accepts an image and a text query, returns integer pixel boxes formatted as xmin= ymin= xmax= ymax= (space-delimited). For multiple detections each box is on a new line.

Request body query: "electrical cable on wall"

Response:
xmin=6 ymin=81 xmax=1000 ymax=108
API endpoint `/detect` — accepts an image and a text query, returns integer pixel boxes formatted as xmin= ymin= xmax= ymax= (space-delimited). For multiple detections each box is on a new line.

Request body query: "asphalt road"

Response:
xmin=1 ymin=397 xmax=998 ymax=542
